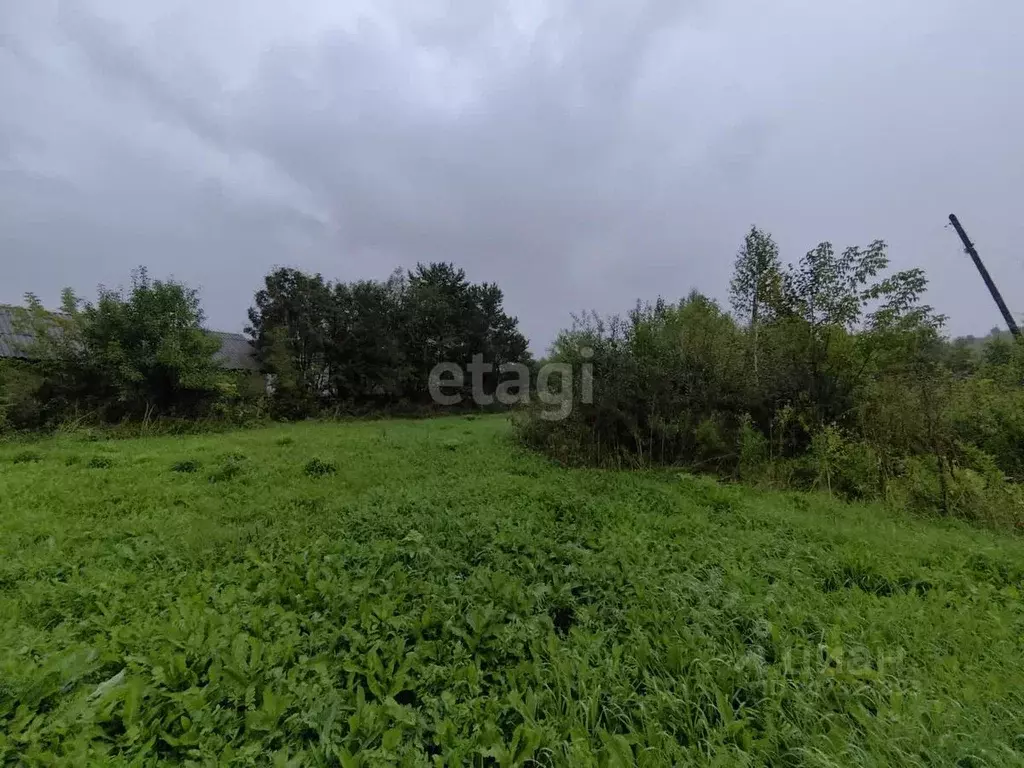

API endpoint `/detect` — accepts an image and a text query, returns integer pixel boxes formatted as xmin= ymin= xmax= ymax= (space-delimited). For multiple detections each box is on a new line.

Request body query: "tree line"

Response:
xmin=2 ymin=231 xmax=1021 ymax=526
xmin=517 ymin=227 xmax=1024 ymax=527
xmin=246 ymin=263 xmax=529 ymax=418
xmin=0 ymin=262 xmax=530 ymax=430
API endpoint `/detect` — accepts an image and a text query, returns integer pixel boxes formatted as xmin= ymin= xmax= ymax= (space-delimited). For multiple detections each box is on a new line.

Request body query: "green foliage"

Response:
xmin=6 ymin=259 xmax=528 ymax=431
xmin=946 ymin=376 xmax=1024 ymax=482
xmin=171 ymin=459 xmax=201 ymax=474
xmin=1 ymin=417 xmax=1023 ymax=763
xmin=730 ymin=226 xmax=783 ymax=378
xmin=247 ymin=263 xmax=531 ymax=417
xmin=0 ymin=360 xmax=46 ymax=430
xmin=736 ymin=414 xmax=769 ymax=482
xmin=208 ymin=456 xmax=246 ymax=484
xmin=521 ymin=293 xmax=748 ymax=468
xmin=303 ymin=457 xmax=337 ymax=477
xmin=5 ymin=269 xmax=237 ymax=430
xmin=808 ymin=423 xmax=845 ymax=495
xmin=82 ymin=268 xmax=222 ymax=414
xmin=246 ymin=269 xmax=334 ymax=419
xmin=730 ymin=226 xmax=782 ymax=326
xmin=519 ymin=228 xmax=1023 ymax=526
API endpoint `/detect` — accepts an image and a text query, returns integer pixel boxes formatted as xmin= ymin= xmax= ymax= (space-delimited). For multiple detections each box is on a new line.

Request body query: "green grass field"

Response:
xmin=2 ymin=416 xmax=1023 ymax=766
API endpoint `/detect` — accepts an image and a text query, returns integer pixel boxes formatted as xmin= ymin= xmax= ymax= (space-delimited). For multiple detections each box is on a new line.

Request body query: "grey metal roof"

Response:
xmin=0 ymin=307 xmax=35 ymax=359
xmin=0 ymin=307 xmax=260 ymax=372
xmin=209 ymin=331 xmax=261 ymax=371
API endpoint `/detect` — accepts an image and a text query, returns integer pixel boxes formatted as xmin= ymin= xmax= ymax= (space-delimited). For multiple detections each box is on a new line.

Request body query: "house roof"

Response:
xmin=209 ymin=330 xmax=261 ymax=371
xmin=0 ymin=307 xmax=260 ymax=372
xmin=0 ymin=307 xmax=35 ymax=359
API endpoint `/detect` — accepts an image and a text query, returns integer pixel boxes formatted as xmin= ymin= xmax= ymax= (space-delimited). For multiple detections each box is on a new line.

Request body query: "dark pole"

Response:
xmin=948 ymin=213 xmax=1021 ymax=339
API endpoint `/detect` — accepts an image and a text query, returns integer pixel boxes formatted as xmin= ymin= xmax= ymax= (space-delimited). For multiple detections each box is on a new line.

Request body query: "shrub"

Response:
xmin=12 ymin=450 xmax=42 ymax=464
xmin=171 ymin=459 xmax=201 ymax=474
xmin=304 ymin=458 xmax=337 ymax=477
xmin=5 ymin=273 xmax=267 ymax=432
xmin=807 ymin=424 xmax=846 ymax=496
xmin=515 ymin=227 xmax=1024 ymax=529
xmin=693 ymin=415 xmax=732 ymax=470
xmin=0 ymin=361 xmax=46 ymax=431
xmin=736 ymin=414 xmax=769 ymax=483
xmin=208 ymin=459 xmax=244 ymax=483
xmin=830 ymin=439 xmax=881 ymax=500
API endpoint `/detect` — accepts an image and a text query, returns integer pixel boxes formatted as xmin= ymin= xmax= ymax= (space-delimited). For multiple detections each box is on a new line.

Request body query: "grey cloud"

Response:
xmin=54 ymin=2 xmax=230 ymax=152
xmin=2 ymin=0 xmax=1022 ymax=350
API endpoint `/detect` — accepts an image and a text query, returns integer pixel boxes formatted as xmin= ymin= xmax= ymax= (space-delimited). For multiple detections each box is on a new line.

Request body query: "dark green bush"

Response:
xmin=304 ymin=458 xmax=337 ymax=477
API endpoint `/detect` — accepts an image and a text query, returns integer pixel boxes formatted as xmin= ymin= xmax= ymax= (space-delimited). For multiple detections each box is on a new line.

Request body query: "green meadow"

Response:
xmin=1 ymin=416 xmax=1022 ymax=766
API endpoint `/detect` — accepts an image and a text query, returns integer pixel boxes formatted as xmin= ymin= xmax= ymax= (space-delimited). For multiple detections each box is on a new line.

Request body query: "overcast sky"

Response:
xmin=2 ymin=0 xmax=1022 ymax=351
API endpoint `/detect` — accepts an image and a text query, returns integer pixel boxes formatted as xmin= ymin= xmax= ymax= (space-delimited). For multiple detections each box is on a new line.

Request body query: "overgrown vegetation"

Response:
xmin=246 ymin=263 xmax=530 ymax=419
xmin=0 ymin=269 xmax=254 ymax=431
xmin=519 ymin=227 xmax=1024 ymax=527
xmin=2 ymin=229 xmax=1021 ymax=528
xmin=1 ymin=261 xmax=532 ymax=431
xmin=1 ymin=416 xmax=1023 ymax=764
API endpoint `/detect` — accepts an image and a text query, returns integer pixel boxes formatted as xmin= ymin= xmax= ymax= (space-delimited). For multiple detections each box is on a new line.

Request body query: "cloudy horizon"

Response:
xmin=2 ymin=0 xmax=1022 ymax=352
